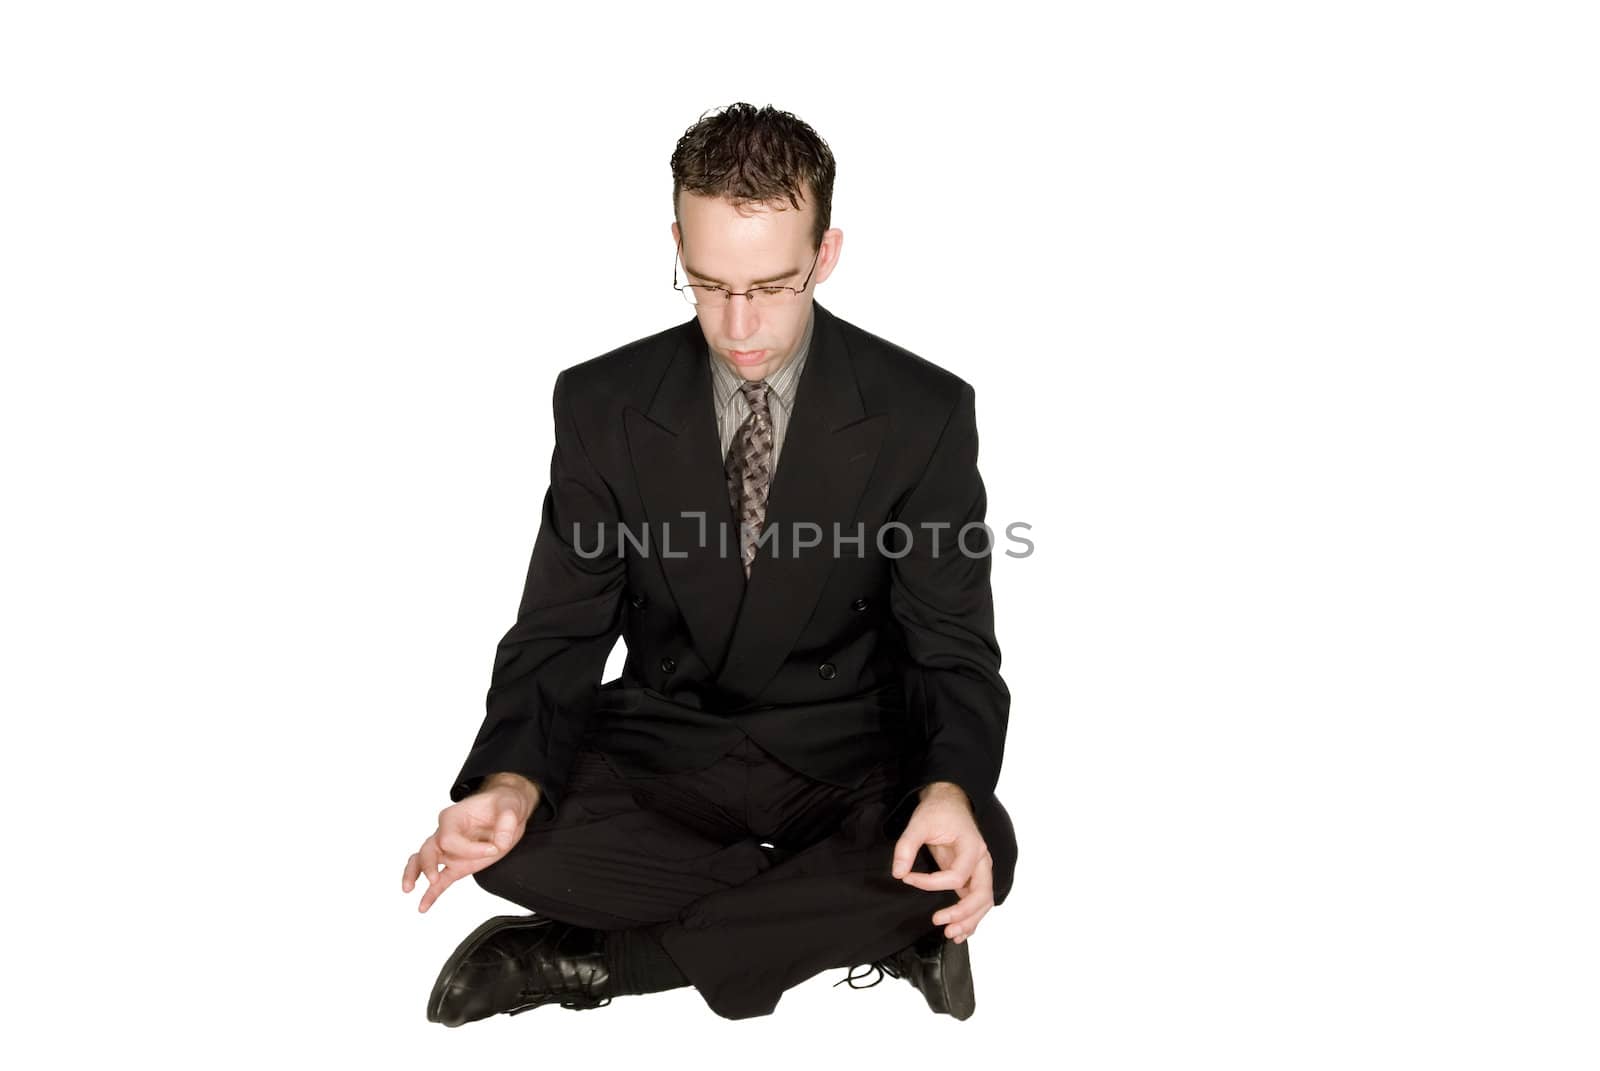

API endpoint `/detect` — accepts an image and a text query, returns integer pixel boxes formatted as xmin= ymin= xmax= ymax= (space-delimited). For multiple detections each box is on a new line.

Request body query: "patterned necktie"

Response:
xmin=724 ymin=379 xmax=774 ymax=578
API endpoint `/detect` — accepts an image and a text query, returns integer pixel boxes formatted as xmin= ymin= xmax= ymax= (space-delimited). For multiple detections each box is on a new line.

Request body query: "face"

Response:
xmin=673 ymin=189 xmax=842 ymax=382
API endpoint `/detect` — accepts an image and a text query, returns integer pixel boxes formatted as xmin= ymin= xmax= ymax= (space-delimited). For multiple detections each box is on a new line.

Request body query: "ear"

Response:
xmin=814 ymin=227 xmax=844 ymax=286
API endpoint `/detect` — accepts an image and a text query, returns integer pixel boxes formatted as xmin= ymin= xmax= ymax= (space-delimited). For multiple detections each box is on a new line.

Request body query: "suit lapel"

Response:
xmin=715 ymin=302 xmax=889 ymax=703
xmin=623 ymin=320 xmax=747 ymax=682
xmin=624 ymin=300 xmax=889 ymax=707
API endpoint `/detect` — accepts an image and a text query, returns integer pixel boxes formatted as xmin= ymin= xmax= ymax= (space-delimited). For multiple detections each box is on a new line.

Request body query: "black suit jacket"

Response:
xmin=450 ymin=300 xmax=1010 ymax=840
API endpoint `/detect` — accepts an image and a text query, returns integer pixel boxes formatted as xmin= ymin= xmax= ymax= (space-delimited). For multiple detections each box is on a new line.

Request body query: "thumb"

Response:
xmin=892 ymin=826 xmax=922 ymax=879
xmin=494 ymin=807 xmax=517 ymax=848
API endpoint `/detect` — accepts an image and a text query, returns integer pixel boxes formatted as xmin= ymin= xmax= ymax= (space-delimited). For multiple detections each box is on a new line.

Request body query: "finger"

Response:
xmin=419 ymin=836 xmax=445 ymax=880
xmin=928 ymin=870 xmax=985 ymax=928
xmin=402 ymin=851 xmax=421 ymax=892
xmin=972 ymin=850 xmax=994 ymax=900
xmin=925 ymin=840 xmax=963 ymax=873
xmin=439 ymin=826 xmax=500 ymax=860
xmin=953 ymin=902 xmax=993 ymax=942
xmin=419 ymin=862 xmax=464 ymax=913
xmin=898 ymin=839 xmax=982 ymax=891
xmin=933 ymin=891 xmax=988 ymax=930
xmin=896 ymin=867 xmax=968 ymax=892
xmin=934 ymin=852 xmax=993 ymax=923
xmin=946 ymin=901 xmax=993 ymax=943
xmin=944 ymin=855 xmax=996 ymax=941
xmin=934 ymin=890 xmax=991 ymax=935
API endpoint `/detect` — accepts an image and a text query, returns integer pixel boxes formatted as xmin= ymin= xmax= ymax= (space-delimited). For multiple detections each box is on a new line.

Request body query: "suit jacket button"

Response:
xmin=631 ymin=592 xmax=647 ymax=609
xmin=818 ymin=662 xmax=837 ymax=679
xmin=660 ymin=656 xmax=676 ymax=673
xmin=851 ymin=597 xmax=869 ymax=611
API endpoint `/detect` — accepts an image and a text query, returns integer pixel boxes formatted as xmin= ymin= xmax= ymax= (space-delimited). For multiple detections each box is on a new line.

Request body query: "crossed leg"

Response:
xmin=472 ymin=742 xmax=1018 ymax=1019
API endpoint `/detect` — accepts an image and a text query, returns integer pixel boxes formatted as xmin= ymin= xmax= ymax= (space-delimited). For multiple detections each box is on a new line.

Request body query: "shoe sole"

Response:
xmin=936 ymin=938 xmax=975 ymax=1021
xmin=427 ymin=914 xmax=551 ymax=1026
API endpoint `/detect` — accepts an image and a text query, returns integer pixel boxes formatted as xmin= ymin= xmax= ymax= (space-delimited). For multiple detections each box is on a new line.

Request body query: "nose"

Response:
xmin=721 ymin=295 xmax=760 ymax=344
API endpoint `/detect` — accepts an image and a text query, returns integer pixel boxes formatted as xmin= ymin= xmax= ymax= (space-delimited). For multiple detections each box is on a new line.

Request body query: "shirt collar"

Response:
xmin=708 ymin=303 xmax=815 ymax=411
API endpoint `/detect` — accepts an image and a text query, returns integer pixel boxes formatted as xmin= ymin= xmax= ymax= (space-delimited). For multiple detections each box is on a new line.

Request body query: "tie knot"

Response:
xmin=739 ymin=378 xmax=771 ymax=413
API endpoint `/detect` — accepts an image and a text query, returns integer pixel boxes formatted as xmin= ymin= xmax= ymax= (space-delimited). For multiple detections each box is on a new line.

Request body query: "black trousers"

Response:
xmin=472 ymin=733 xmax=1018 ymax=1019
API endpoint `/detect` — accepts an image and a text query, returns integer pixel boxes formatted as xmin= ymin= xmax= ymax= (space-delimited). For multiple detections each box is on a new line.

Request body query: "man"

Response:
xmin=402 ymin=102 xmax=1017 ymax=1023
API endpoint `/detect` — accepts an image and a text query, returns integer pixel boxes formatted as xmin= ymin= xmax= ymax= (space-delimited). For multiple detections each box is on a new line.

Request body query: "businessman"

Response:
xmin=403 ymin=102 xmax=1018 ymax=1022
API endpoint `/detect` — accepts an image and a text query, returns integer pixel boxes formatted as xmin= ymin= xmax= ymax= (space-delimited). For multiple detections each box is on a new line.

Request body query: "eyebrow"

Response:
xmin=683 ymin=262 xmax=801 ymax=287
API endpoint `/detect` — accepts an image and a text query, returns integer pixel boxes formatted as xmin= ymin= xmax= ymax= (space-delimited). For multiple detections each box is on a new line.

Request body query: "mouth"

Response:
xmin=727 ymin=349 xmax=769 ymax=365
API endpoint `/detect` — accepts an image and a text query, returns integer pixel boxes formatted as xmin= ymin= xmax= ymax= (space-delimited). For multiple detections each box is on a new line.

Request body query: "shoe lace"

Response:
xmin=833 ymin=957 xmax=903 ymax=990
xmin=509 ymin=925 xmax=614 ymax=1014
xmin=509 ymin=962 xmax=613 ymax=1014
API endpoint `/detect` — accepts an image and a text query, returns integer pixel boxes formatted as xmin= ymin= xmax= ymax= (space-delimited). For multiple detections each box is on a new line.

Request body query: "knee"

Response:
xmin=469 ymin=835 xmax=549 ymax=906
xmin=470 ymin=853 xmax=526 ymax=905
xmin=467 ymin=832 xmax=642 ymax=931
xmin=979 ymin=796 xmax=1018 ymax=907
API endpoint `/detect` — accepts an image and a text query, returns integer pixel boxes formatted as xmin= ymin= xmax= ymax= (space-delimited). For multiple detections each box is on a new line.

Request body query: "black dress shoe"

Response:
xmin=834 ymin=929 xmax=976 ymax=1020
xmin=427 ymin=914 xmax=614 ymax=1027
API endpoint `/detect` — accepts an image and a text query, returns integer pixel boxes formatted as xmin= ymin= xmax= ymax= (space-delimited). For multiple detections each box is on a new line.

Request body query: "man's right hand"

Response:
xmin=401 ymin=774 xmax=540 ymax=913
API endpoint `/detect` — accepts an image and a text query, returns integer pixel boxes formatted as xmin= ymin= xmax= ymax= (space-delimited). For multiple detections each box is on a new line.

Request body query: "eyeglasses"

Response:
xmin=673 ymin=244 xmax=821 ymax=308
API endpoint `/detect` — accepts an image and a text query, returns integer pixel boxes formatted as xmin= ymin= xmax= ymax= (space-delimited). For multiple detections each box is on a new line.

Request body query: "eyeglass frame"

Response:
xmin=673 ymin=242 xmax=822 ymax=306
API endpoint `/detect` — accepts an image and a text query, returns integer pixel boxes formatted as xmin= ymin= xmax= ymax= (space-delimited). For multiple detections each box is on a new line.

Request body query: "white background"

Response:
xmin=3 ymin=2 xmax=1595 ymax=1068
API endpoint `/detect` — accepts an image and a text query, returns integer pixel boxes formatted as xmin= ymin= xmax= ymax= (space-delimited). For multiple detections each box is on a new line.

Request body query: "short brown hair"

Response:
xmin=670 ymin=102 xmax=836 ymax=251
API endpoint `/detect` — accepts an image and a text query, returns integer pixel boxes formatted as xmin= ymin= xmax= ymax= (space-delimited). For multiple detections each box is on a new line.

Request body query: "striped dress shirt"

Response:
xmin=708 ymin=303 xmax=815 ymax=473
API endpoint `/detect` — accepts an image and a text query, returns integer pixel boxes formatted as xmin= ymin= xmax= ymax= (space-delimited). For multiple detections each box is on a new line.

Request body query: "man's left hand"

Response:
xmin=891 ymin=782 xmax=994 ymax=943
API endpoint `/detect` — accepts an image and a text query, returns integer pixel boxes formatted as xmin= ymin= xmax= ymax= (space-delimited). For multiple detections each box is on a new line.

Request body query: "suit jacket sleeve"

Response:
xmin=886 ymin=381 xmax=1010 ymax=827
xmin=448 ymin=369 xmax=626 ymax=824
